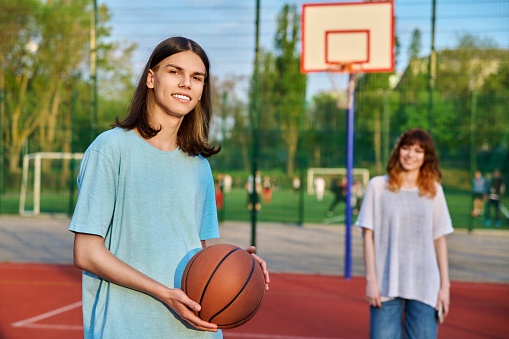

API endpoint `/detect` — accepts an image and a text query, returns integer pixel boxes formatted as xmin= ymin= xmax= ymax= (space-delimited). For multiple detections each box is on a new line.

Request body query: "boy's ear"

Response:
xmin=146 ymin=70 xmax=155 ymax=88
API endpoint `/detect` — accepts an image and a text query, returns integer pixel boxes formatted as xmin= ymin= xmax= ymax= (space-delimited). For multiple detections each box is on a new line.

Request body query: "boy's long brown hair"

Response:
xmin=114 ymin=36 xmax=220 ymax=158
xmin=386 ymin=129 xmax=442 ymax=197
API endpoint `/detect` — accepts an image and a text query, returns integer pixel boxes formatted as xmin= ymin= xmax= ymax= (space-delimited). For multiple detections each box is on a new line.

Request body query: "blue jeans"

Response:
xmin=370 ymin=298 xmax=438 ymax=339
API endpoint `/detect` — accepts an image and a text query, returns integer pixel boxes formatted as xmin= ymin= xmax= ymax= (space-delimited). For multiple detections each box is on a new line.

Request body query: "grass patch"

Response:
xmin=1 ymin=188 xmax=507 ymax=230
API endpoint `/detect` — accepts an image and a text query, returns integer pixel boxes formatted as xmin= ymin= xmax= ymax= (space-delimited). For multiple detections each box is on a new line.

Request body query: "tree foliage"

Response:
xmin=305 ymin=30 xmax=508 ymax=175
xmin=306 ymin=92 xmax=346 ymax=168
xmin=250 ymin=4 xmax=307 ymax=176
xmin=1 ymin=3 xmax=507 ymax=188
xmin=393 ymin=32 xmax=508 ymax=170
xmin=408 ymin=28 xmax=422 ymax=59
xmin=0 ymin=0 xmax=135 ymax=177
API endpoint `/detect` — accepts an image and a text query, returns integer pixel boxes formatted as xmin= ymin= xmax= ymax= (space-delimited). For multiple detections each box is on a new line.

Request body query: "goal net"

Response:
xmin=306 ymin=167 xmax=370 ymax=195
xmin=19 ymin=152 xmax=84 ymax=216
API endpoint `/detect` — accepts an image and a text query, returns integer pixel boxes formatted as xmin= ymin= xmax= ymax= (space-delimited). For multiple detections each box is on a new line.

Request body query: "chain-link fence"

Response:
xmin=1 ymin=0 xmax=508 ymax=282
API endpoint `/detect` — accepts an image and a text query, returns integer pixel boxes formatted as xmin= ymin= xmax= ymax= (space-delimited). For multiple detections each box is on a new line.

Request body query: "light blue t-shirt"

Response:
xmin=69 ymin=128 xmax=221 ymax=339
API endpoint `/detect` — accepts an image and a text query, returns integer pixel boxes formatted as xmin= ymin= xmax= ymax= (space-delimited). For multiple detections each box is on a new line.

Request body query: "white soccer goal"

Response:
xmin=306 ymin=167 xmax=370 ymax=195
xmin=19 ymin=152 xmax=84 ymax=216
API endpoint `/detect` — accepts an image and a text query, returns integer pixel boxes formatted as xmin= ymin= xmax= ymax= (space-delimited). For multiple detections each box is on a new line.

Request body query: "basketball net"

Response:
xmin=325 ymin=62 xmax=363 ymax=109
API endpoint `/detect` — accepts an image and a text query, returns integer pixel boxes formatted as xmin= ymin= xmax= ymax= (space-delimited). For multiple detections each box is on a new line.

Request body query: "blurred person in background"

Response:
xmin=484 ymin=169 xmax=505 ymax=227
xmin=471 ymin=170 xmax=485 ymax=218
xmin=314 ymin=176 xmax=326 ymax=201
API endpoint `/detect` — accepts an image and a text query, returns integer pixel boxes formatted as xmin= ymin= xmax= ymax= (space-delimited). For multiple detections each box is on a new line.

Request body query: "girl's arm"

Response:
xmin=73 ymin=233 xmax=218 ymax=332
xmin=434 ymin=235 xmax=451 ymax=318
xmin=363 ymin=228 xmax=381 ymax=307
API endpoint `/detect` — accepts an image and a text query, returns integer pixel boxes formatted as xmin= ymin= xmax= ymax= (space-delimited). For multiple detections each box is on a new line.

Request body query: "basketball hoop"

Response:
xmin=325 ymin=64 xmax=349 ymax=109
xmin=300 ymin=2 xmax=394 ymax=74
xmin=325 ymin=62 xmax=355 ymax=74
xmin=300 ymin=0 xmax=394 ymax=281
xmin=325 ymin=62 xmax=365 ymax=75
xmin=325 ymin=62 xmax=364 ymax=109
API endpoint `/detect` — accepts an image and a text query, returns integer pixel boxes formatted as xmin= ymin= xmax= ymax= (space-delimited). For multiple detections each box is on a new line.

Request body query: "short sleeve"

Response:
xmin=432 ymin=184 xmax=454 ymax=239
xmin=198 ymin=158 xmax=220 ymax=241
xmin=69 ymin=149 xmax=118 ymax=237
xmin=355 ymin=177 xmax=378 ymax=230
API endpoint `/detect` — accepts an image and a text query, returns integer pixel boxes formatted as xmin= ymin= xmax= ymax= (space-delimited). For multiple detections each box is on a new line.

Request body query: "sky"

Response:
xmin=100 ymin=0 xmax=509 ymax=99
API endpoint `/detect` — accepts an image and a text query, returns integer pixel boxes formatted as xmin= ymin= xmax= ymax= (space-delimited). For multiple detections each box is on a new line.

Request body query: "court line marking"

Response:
xmin=10 ymin=302 xmax=344 ymax=337
xmin=10 ymin=303 xmax=345 ymax=338
xmin=18 ymin=323 xmax=83 ymax=330
xmin=323 ymin=215 xmax=345 ymax=224
xmin=11 ymin=301 xmax=82 ymax=328
xmin=0 ymin=279 xmax=79 ymax=286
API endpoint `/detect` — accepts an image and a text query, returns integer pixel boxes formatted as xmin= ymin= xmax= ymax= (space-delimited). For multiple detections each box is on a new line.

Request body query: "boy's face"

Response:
xmin=146 ymin=50 xmax=206 ymax=119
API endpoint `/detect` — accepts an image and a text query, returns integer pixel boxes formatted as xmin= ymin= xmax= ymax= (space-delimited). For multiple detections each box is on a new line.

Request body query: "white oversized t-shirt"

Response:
xmin=355 ymin=176 xmax=453 ymax=308
xmin=69 ymin=128 xmax=221 ymax=339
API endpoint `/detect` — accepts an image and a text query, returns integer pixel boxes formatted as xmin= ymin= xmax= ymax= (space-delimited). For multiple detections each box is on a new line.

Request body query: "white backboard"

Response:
xmin=301 ymin=1 xmax=395 ymax=73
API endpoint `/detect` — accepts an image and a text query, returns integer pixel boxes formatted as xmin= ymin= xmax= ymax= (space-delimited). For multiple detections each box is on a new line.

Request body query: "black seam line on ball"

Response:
xmin=183 ymin=254 xmax=200 ymax=293
xmin=209 ymin=255 xmax=256 ymax=323
xmin=199 ymin=247 xmax=242 ymax=317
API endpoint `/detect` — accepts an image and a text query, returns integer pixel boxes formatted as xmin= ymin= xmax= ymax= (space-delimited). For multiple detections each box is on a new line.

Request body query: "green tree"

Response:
xmin=2 ymin=0 xmax=41 ymax=173
xmin=391 ymin=32 xmax=507 ymax=172
xmin=272 ymin=4 xmax=307 ymax=176
xmin=33 ymin=0 xmax=93 ymax=155
xmin=249 ymin=48 xmax=291 ymax=173
xmin=356 ymin=73 xmax=393 ymax=174
xmin=247 ymin=4 xmax=306 ymax=176
xmin=1 ymin=0 xmax=136 ymax=176
xmin=434 ymin=33 xmax=504 ymax=154
xmin=408 ymin=28 xmax=422 ymax=60
xmin=306 ymin=92 xmax=346 ymax=168
xmin=95 ymin=6 xmax=137 ymax=133
xmin=209 ymin=75 xmax=251 ymax=171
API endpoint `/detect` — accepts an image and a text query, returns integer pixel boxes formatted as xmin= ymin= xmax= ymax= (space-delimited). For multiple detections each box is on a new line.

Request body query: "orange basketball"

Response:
xmin=181 ymin=244 xmax=265 ymax=329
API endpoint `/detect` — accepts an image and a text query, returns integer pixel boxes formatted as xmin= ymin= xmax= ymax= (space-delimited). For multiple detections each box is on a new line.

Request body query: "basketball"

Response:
xmin=181 ymin=244 xmax=265 ymax=329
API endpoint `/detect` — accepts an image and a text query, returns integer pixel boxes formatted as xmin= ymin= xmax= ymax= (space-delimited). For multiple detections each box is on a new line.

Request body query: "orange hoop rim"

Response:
xmin=325 ymin=62 xmax=364 ymax=73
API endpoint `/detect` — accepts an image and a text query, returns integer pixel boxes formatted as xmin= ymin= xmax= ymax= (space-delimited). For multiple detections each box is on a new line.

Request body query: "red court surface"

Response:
xmin=1 ymin=263 xmax=508 ymax=339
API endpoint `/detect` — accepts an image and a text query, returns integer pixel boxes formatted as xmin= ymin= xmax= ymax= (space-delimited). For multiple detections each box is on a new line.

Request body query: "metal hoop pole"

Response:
xmin=344 ymin=72 xmax=359 ymax=280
